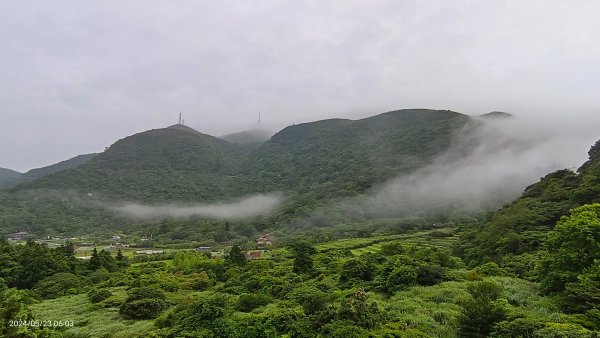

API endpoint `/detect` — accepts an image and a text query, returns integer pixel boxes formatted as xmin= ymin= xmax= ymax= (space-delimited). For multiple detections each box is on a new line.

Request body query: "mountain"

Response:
xmin=18 ymin=124 xmax=248 ymax=202
xmin=18 ymin=110 xmax=472 ymax=204
xmin=478 ymin=111 xmax=514 ymax=119
xmin=239 ymin=109 xmax=471 ymax=196
xmin=0 ymin=168 xmax=22 ymax=189
xmin=220 ymin=129 xmax=273 ymax=144
xmin=4 ymin=109 xmax=510 ymax=235
xmin=1 ymin=154 xmax=96 ymax=189
xmin=456 ymin=139 xmax=600 ymax=266
xmin=21 ymin=154 xmax=96 ymax=180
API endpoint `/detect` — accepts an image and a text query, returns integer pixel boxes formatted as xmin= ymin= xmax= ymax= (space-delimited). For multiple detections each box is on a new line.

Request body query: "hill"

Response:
xmin=17 ymin=124 xmax=248 ymax=202
xmin=1 ymin=154 xmax=96 ymax=189
xmin=478 ymin=111 xmax=514 ymax=119
xmin=456 ymin=139 xmax=600 ymax=266
xmin=3 ymin=108 xmax=522 ymax=236
xmin=0 ymin=167 xmax=21 ymax=188
xmin=220 ymin=129 xmax=273 ymax=144
xmin=20 ymin=154 xmax=97 ymax=181
xmin=17 ymin=110 xmax=472 ymax=204
xmin=240 ymin=109 xmax=471 ymax=195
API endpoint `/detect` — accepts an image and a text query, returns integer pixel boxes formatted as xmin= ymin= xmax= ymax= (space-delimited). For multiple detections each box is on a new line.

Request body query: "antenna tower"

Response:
xmin=178 ymin=112 xmax=182 ymax=124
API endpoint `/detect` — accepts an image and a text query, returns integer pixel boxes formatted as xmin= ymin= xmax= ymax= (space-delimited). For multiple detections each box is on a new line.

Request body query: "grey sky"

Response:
xmin=1 ymin=1 xmax=599 ymax=172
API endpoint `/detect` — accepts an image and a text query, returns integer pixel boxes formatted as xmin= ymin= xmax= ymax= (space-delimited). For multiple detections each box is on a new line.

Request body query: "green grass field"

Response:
xmin=29 ymin=289 xmax=154 ymax=337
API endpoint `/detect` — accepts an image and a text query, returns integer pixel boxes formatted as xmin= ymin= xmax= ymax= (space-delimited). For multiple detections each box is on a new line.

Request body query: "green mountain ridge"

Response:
xmin=457 ymin=139 xmax=600 ymax=266
xmin=0 ymin=168 xmax=22 ymax=188
xmin=219 ymin=129 xmax=273 ymax=144
xmin=17 ymin=109 xmax=472 ymax=205
xmin=1 ymin=154 xmax=97 ymax=189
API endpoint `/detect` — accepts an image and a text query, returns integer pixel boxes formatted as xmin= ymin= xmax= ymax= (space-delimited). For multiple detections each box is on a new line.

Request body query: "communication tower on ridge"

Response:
xmin=178 ymin=112 xmax=182 ymax=125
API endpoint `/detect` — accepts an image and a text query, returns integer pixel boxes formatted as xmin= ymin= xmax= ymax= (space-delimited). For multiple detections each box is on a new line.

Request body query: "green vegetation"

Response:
xmin=0 ymin=225 xmax=594 ymax=337
xmin=0 ymin=168 xmax=21 ymax=189
xmin=0 ymin=112 xmax=599 ymax=336
xmin=1 ymin=109 xmax=473 ymax=237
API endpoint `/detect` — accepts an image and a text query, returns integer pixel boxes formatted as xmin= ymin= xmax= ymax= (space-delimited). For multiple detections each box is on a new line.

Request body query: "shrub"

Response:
xmin=120 ymin=298 xmax=167 ymax=319
xmin=416 ymin=265 xmax=444 ymax=286
xmin=88 ymin=288 xmax=112 ymax=303
xmin=33 ymin=273 xmax=82 ymax=299
xmin=236 ymin=293 xmax=272 ymax=312
xmin=385 ymin=266 xmax=417 ymax=292
xmin=475 ymin=262 xmax=508 ymax=277
xmin=119 ymin=286 xmax=168 ymax=319
xmin=125 ymin=286 xmax=166 ymax=302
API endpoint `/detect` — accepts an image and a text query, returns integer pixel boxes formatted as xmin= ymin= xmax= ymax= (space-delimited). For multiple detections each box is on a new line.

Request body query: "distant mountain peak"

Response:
xmin=219 ymin=129 xmax=273 ymax=144
xmin=478 ymin=111 xmax=515 ymax=119
xmin=166 ymin=123 xmax=204 ymax=135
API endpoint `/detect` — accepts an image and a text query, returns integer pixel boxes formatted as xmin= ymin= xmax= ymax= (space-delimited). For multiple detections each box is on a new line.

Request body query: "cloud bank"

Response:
xmin=111 ymin=192 xmax=285 ymax=220
xmin=329 ymin=114 xmax=600 ymax=219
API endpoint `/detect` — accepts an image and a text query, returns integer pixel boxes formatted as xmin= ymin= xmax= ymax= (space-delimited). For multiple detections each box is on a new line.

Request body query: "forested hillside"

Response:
xmin=0 ymin=168 xmax=21 ymax=189
xmin=0 ymin=154 xmax=96 ymax=189
xmin=17 ymin=125 xmax=247 ymax=202
xmin=456 ymin=139 xmax=600 ymax=267
xmin=239 ymin=109 xmax=470 ymax=196
xmin=18 ymin=110 xmax=471 ymax=203
xmin=0 ymin=112 xmax=599 ymax=337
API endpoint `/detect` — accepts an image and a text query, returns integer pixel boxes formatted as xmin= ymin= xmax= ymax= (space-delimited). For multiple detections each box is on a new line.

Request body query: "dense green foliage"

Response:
xmin=0 ymin=168 xmax=21 ymax=189
xmin=457 ymin=140 xmax=600 ymax=268
xmin=0 ymin=112 xmax=599 ymax=336
xmin=0 ymin=227 xmax=595 ymax=337
xmin=1 ymin=110 xmax=473 ymax=237
xmin=1 ymin=154 xmax=96 ymax=189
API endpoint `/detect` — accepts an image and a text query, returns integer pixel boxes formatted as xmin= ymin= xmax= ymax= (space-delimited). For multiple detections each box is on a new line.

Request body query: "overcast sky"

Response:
xmin=1 ymin=1 xmax=599 ymax=172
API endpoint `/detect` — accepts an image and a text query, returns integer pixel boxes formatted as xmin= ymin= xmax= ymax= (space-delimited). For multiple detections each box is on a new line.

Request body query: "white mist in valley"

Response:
xmin=111 ymin=192 xmax=285 ymax=220
xmin=331 ymin=113 xmax=600 ymax=219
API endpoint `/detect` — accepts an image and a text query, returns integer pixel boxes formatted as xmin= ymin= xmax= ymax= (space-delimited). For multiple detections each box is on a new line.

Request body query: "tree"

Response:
xmin=226 ymin=245 xmax=246 ymax=267
xmin=33 ymin=272 xmax=82 ymax=299
xmin=119 ymin=287 xmax=167 ymax=319
xmin=289 ymin=241 xmax=317 ymax=274
xmin=539 ymin=204 xmax=600 ymax=294
xmin=459 ymin=281 xmax=508 ymax=338
xmin=116 ymin=249 xmax=125 ymax=261
xmin=339 ymin=259 xmax=373 ymax=284
xmin=337 ymin=289 xmax=382 ymax=328
xmin=88 ymin=248 xmax=101 ymax=270
xmin=58 ymin=241 xmax=75 ymax=257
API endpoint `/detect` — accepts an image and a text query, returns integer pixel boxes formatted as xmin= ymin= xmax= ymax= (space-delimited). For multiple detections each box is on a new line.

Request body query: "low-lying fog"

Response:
xmin=111 ymin=193 xmax=285 ymax=220
xmin=328 ymin=113 xmax=600 ymax=219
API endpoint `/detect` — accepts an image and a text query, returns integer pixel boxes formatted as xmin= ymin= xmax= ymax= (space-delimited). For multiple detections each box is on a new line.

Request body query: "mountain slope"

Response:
xmin=18 ymin=125 xmax=248 ymax=202
xmin=18 ymin=110 xmax=473 ymax=205
xmin=0 ymin=168 xmax=22 ymax=188
xmin=220 ymin=129 xmax=273 ymax=144
xmin=456 ymin=139 xmax=600 ymax=266
xmin=239 ymin=109 xmax=471 ymax=196
xmin=1 ymin=154 xmax=96 ymax=189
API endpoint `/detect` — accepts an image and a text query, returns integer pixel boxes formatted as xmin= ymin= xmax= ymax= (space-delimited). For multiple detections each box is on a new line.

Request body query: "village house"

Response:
xmin=256 ymin=234 xmax=273 ymax=247
xmin=6 ymin=231 xmax=32 ymax=241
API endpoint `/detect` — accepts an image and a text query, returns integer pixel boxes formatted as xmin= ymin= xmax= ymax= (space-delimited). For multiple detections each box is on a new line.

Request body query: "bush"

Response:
xmin=236 ymin=293 xmax=272 ymax=312
xmin=33 ymin=273 xmax=83 ymax=299
xmin=190 ymin=271 xmax=212 ymax=291
xmin=120 ymin=298 xmax=167 ymax=319
xmin=385 ymin=266 xmax=417 ymax=292
xmin=119 ymin=286 xmax=168 ymax=319
xmin=459 ymin=281 xmax=508 ymax=337
xmin=88 ymin=288 xmax=112 ymax=303
xmin=475 ymin=262 xmax=508 ymax=277
xmin=339 ymin=259 xmax=373 ymax=284
xmin=125 ymin=287 xmax=166 ymax=302
xmin=416 ymin=265 xmax=444 ymax=286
